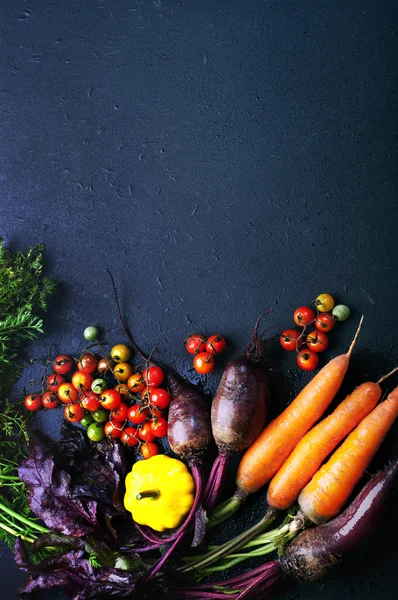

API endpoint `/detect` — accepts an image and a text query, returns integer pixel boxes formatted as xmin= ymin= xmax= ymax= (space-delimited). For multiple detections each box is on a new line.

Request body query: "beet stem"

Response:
xmin=207 ymin=488 xmax=248 ymax=530
xmin=178 ymin=506 xmax=276 ymax=575
xmin=204 ymin=454 xmax=231 ymax=510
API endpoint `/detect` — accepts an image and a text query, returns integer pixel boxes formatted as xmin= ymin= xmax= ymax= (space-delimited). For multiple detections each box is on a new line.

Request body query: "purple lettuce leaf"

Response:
xmin=14 ymin=538 xmax=145 ymax=600
xmin=18 ymin=432 xmax=97 ymax=536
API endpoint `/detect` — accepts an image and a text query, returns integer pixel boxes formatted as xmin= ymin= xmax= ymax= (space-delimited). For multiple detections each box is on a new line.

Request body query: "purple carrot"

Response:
xmin=172 ymin=459 xmax=398 ymax=598
xmin=203 ymin=313 xmax=271 ymax=523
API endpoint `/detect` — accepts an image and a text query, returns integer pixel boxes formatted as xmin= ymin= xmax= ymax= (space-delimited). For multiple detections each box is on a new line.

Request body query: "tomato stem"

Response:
xmin=136 ymin=490 xmax=160 ymax=500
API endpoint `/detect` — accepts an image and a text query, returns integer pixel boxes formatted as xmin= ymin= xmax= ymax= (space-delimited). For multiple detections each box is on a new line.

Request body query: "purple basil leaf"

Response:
xmin=15 ymin=538 xmax=145 ymax=600
xmin=18 ymin=433 xmax=97 ymax=536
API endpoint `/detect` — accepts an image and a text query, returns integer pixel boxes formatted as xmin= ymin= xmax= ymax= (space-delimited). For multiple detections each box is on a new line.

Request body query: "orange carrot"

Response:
xmin=298 ymin=385 xmax=398 ymax=524
xmin=267 ymin=380 xmax=382 ymax=511
xmin=235 ymin=317 xmax=364 ymax=496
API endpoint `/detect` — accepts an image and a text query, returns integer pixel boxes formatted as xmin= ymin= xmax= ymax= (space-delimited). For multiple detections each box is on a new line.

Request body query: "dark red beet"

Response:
xmin=203 ymin=313 xmax=271 ymax=519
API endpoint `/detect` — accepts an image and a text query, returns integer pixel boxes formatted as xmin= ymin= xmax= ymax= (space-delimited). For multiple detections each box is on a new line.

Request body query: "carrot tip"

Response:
xmin=346 ymin=315 xmax=364 ymax=358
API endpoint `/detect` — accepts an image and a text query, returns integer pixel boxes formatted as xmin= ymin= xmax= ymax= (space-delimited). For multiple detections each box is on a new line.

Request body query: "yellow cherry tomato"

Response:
xmin=113 ymin=362 xmax=134 ymax=382
xmin=111 ymin=344 xmax=131 ymax=363
xmin=315 ymin=293 xmax=335 ymax=313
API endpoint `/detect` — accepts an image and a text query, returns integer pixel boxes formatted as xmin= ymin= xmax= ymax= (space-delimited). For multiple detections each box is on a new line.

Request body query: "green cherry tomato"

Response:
xmin=91 ymin=378 xmax=107 ymax=394
xmin=87 ymin=422 xmax=105 ymax=442
xmin=84 ymin=326 xmax=99 ymax=341
xmin=332 ymin=304 xmax=351 ymax=322
xmin=80 ymin=413 xmax=94 ymax=427
xmin=92 ymin=407 xmax=110 ymax=423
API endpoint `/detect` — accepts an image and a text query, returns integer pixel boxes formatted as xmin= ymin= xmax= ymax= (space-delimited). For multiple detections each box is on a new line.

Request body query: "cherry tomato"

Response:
xmin=111 ymin=344 xmax=131 ymax=363
xmin=81 ymin=393 xmax=100 ymax=412
xmin=332 ymin=304 xmax=351 ymax=322
xmin=113 ymin=362 xmax=134 ymax=382
xmin=150 ymin=417 xmax=168 ymax=438
xmin=149 ymin=388 xmax=170 ymax=410
xmin=84 ymin=326 xmax=99 ymax=341
xmin=315 ymin=293 xmax=335 ymax=313
xmin=296 ymin=349 xmax=319 ymax=371
xmin=91 ymin=378 xmax=107 ymax=394
xmin=92 ymin=408 xmax=109 ymax=423
xmin=78 ymin=353 xmax=98 ymax=374
xmin=148 ymin=406 xmax=166 ymax=419
xmin=64 ymin=403 xmax=84 ymax=423
xmin=97 ymin=357 xmax=115 ymax=374
xmin=315 ymin=313 xmax=336 ymax=333
xmin=71 ymin=371 xmax=94 ymax=395
xmin=121 ymin=427 xmax=139 ymax=447
xmin=206 ymin=335 xmax=227 ymax=355
xmin=111 ymin=402 xmax=129 ymax=422
xmin=114 ymin=383 xmax=129 ymax=396
xmin=142 ymin=365 xmax=165 ymax=388
xmin=293 ymin=306 xmax=316 ymax=327
xmin=279 ymin=329 xmax=302 ymax=352
xmin=87 ymin=422 xmax=105 ymax=442
xmin=80 ymin=413 xmax=94 ymax=427
xmin=128 ymin=404 xmax=148 ymax=425
xmin=306 ymin=330 xmax=329 ymax=353
xmin=46 ymin=373 xmax=65 ymax=392
xmin=99 ymin=389 xmax=122 ymax=410
xmin=58 ymin=383 xmax=79 ymax=404
xmin=141 ymin=442 xmax=159 ymax=459
xmin=53 ymin=355 xmax=74 ymax=375
xmin=185 ymin=334 xmax=207 ymax=355
xmin=24 ymin=393 xmax=42 ymax=411
xmin=127 ymin=373 xmax=145 ymax=393
xmin=138 ymin=422 xmax=156 ymax=442
xmin=104 ymin=420 xmax=123 ymax=439
xmin=193 ymin=352 xmax=215 ymax=374
xmin=41 ymin=391 xmax=59 ymax=409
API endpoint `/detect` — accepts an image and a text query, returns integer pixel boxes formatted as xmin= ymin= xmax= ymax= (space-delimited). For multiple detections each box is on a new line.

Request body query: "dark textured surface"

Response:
xmin=1 ymin=0 xmax=397 ymax=598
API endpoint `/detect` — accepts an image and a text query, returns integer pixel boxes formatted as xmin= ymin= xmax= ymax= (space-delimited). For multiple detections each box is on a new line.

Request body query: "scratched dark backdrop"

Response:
xmin=1 ymin=1 xmax=398 ymax=599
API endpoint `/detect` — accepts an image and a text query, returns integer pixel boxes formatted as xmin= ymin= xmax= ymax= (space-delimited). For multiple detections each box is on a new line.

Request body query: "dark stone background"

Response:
xmin=1 ymin=1 xmax=397 ymax=598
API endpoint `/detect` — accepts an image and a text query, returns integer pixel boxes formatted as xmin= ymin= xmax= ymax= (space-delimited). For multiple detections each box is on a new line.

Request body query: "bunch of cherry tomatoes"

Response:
xmin=280 ymin=293 xmax=351 ymax=371
xmin=184 ymin=334 xmax=227 ymax=374
xmin=24 ymin=341 xmax=170 ymax=459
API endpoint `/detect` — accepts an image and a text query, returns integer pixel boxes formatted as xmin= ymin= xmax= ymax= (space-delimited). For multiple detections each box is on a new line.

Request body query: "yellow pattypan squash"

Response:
xmin=124 ymin=454 xmax=195 ymax=532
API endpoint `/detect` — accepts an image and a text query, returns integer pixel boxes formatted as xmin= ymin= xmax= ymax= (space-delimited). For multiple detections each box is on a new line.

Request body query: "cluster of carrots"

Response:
xmin=181 ymin=316 xmax=398 ymax=574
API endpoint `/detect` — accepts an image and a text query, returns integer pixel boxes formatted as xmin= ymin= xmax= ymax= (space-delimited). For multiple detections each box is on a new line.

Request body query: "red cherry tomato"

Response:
xmin=121 ymin=427 xmax=139 ymax=447
xmin=293 ymin=306 xmax=316 ymax=327
xmin=127 ymin=373 xmax=145 ymax=393
xmin=104 ymin=420 xmax=123 ymax=439
xmin=58 ymin=383 xmax=79 ymax=404
xmin=41 ymin=391 xmax=59 ymax=409
xmin=296 ymin=349 xmax=319 ymax=371
xmin=141 ymin=442 xmax=159 ymax=459
xmin=315 ymin=313 xmax=336 ymax=333
xmin=142 ymin=365 xmax=165 ymax=388
xmin=149 ymin=406 xmax=166 ymax=419
xmin=138 ymin=422 xmax=156 ymax=442
xmin=149 ymin=388 xmax=170 ymax=410
xmin=128 ymin=404 xmax=148 ymax=425
xmin=24 ymin=393 xmax=42 ymax=411
xmin=111 ymin=402 xmax=129 ymax=422
xmin=71 ymin=371 xmax=94 ymax=395
xmin=306 ymin=330 xmax=329 ymax=353
xmin=280 ymin=329 xmax=303 ymax=352
xmin=185 ymin=334 xmax=207 ymax=355
xmin=64 ymin=403 xmax=84 ymax=423
xmin=193 ymin=352 xmax=215 ymax=374
xmin=78 ymin=352 xmax=98 ymax=374
xmin=206 ymin=335 xmax=227 ymax=355
xmin=53 ymin=355 xmax=74 ymax=375
xmin=81 ymin=393 xmax=100 ymax=412
xmin=46 ymin=373 xmax=65 ymax=392
xmin=150 ymin=417 xmax=168 ymax=438
xmin=99 ymin=389 xmax=122 ymax=410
